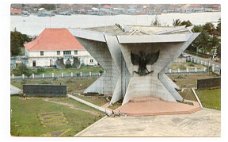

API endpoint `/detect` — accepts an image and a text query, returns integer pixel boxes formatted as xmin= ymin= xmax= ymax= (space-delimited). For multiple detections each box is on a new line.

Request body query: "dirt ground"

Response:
xmin=168 ymin=73 xmax=219 ymax=88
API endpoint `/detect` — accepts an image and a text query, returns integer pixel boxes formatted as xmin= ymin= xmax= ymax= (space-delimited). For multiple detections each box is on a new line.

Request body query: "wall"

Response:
xmin=23 ymin=84 xmax=67 ymax=96
xmin=197 ymin=77 xmax=221 ymax=89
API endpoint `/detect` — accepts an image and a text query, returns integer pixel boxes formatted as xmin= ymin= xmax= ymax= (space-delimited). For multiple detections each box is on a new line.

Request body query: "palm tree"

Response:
xmin=173 ymin=19 xmax=181 ymax=26
xmin=172 ymin=19 xmax=192 ymax=27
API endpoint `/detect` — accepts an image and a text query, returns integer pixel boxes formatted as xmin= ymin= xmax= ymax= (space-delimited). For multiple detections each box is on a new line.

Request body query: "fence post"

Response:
xmin=212 ymin=64 xmax=215 ymax=72
xmin=98 ymin=73 xmax=101 ymax=76
xmin=71 ymin=72 xmax=73 ymax=77
xmin=80 ymin=72 xmax=82 ymax=77
xmin=177 ymin=68 xmax=180 ymax=73
xmin=186 ymin=68 xmax=189 ymax=73
xmin=12 ymin=74 xmax=14 ymax=79
xmin=32 ymin=73 xmax=34 ymax=79
xmin=204 ymin=67 xmax=207 ymax=72
xmin=42 ymin=73 xmax=44 ymax=78
xmin=195 ymin=67 xmax=197 ymax=72
xmin=22 ymin=74 xmax=25 ymax=79
xmin=89 ymin=72 xmax=92 ymax=76
xmin=61 ymin=72 xmax=64 ymax=78
xmin=169 ymin=69 xmax=172 ymax=73
xmin=208 ymin=62 xmax=211 ymax=67
xmin=52 ymin=73 xmax=54 ymax=78
xmin=200 ymin=60 xmax=203 ymax=64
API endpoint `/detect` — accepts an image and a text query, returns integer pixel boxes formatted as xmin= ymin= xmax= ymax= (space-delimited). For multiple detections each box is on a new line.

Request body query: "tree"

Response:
xmin=11 ymin=29 xmax=31 ymax=56
xmin=39 ymin=4 xmax=56 ymax=10
xmin=173 ymin=19 xmax=181 ymax=26
xmin=12 ymin=63 xmax=33 ymax=77
xmin=172 ymin=19 xmax=192 ymax=27
xmin=180 ymin=20 xmax=192 ymax=27
xmin=203 ymin=22 xmax=216 ymax=35
xmin=151 ymin=16 xmax=161 ymax=26
xmin=216 ymin=18 xmax=221 ymax=36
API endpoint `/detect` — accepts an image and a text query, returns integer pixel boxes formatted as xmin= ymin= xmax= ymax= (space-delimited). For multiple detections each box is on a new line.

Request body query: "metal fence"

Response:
xmin=11 ymin=72 xmax=101 ymax=80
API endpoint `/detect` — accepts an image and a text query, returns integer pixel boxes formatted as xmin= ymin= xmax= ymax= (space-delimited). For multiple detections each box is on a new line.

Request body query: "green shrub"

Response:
xmin=12 ymin=63 xmax=32 ymax=77
xmin=65 ymin=64 xmax=72 ymax=68
xmin=36 ymin=67 xmax=45 ymax=74
xmin=188 ymin=62 xmax=195 ymax=67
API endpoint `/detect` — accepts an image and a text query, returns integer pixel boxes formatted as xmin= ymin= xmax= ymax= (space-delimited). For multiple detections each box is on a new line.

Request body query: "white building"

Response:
xmin=24 ymin=28 xmax=97 ymax=68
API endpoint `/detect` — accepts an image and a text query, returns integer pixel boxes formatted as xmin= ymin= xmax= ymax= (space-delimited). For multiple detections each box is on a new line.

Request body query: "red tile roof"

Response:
xmin=11 ymin=8 xmax=22 ymax=15
xmin=24 ymin=28 xmax=84 ymax=51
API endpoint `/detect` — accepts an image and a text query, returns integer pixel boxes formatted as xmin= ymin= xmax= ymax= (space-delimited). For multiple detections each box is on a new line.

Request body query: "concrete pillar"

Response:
xmin=177 ymin=68 xmax=180 ymax=73
xmin=212 ymin=64 xmax=215 ymax=72
xmin=195 ymin=67 xmax=197 ymax=72
xmin=204 ymin=67 xmax=207 ymax=72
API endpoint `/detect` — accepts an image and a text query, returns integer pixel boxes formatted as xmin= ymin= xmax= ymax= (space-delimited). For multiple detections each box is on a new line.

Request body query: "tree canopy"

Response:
xmin=189 ymin=18 xmax=221 ymax=58
xmin=173 ymin=19 xmax=192 ymax=27
xmin=11 ymin=29 xmax=31 ymax=56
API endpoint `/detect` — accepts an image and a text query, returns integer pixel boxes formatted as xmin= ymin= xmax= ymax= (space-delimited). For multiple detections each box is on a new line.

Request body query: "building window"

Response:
xmin=90 ymin=59 xmax=93 ymax=63
xmin=63 ymin=51 xmax=71 ymax=55
xmin=57 ymin=51 xmax=60 ymax=55
xmin=74 ymin=50 xmax=78 ymax=55
xmin=40 ymin=51 xmax=44 ymax=56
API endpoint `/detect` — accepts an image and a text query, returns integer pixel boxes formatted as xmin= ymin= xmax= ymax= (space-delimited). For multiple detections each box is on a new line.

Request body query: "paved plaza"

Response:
xmin=76 ymin=108 xmax=220 ymax=137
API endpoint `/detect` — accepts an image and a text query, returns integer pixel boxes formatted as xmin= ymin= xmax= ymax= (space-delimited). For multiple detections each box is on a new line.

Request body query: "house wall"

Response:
xmin=26 ymin=49 xmax=97 ymax=67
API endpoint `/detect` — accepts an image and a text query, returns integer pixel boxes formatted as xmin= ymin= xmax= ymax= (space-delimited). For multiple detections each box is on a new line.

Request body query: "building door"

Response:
xmin=32 ymin=60 xmax=36 ymax=67
xmin=50 ymin=59 xmax=53 ymax=67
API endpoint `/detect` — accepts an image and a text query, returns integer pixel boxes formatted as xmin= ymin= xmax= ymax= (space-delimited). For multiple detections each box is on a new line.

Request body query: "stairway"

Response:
xmin=55 ymin=58 xmax=65 ymax=69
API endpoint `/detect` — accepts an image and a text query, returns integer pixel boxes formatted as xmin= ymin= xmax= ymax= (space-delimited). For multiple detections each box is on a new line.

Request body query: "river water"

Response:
xmin=11 ymin=12 xmax=220 ymax=36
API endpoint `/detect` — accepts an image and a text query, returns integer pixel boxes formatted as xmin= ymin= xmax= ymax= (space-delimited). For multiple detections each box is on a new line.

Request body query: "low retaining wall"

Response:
xmin=197 ymin=77 xmax=221 ymax=89
xmin=23 ymin=84 xmax=67 ymax=96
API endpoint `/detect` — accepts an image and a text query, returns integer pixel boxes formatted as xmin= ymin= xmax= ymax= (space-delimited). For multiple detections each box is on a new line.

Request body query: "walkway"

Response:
xmin=76 ymin=108 xmax=220 ymax=136
xmin=10 ymin=85 xmax=22 ymax=95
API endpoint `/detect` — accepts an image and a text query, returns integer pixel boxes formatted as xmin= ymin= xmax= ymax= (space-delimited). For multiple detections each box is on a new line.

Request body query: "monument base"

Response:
xmin=115 ymin=96 xmax=201 ymax=116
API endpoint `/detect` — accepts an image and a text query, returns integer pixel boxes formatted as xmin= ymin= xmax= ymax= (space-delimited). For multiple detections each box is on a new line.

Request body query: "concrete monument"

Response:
xmin=70 ymin=25 xmax=199 ymax=105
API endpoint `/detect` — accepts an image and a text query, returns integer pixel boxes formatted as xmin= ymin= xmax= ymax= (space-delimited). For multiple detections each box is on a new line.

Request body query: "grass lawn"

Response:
xmin=168 ymin=74 xmax=219 ymax=88
xmin=169 ymin=62 xmax=205 ymax=70
xmin=11 ymin=96 xmax=104 ymax=136
xmin=196 ymin=88 xmax=221 ymax=110
xmin=32 ymin=66 xmax=103 ymax=75
xmin=179 ymin=88 xmax=197 ymax=101
xmin=73 ymin=94 xmax=108 ymax=106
